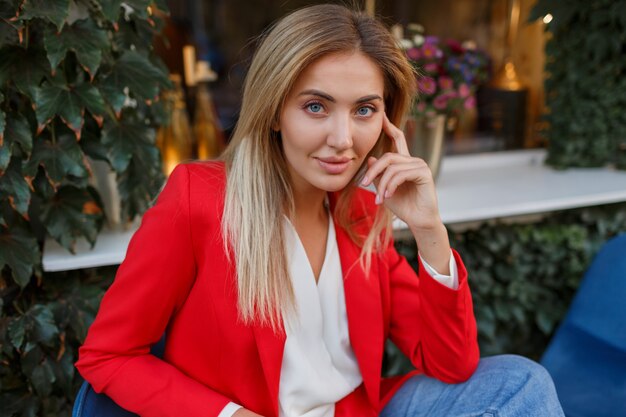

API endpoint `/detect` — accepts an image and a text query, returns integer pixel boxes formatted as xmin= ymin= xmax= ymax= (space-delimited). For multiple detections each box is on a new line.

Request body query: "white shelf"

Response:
xmin=437 ymin=149 xmax=626 ymax=223
xmin=43 ymin=149 xmax=626 ymax=272
xmin=43 ymin=219 xmax=141 ymax=272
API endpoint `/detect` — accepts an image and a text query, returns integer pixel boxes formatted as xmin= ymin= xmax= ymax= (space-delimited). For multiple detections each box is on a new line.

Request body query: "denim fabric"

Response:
xmin=380 ymin=355 xmax=565 ymax=417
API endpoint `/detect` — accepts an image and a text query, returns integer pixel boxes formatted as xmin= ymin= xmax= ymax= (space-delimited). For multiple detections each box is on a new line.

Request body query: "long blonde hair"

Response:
xmin=221 ymin=4 xmax=416 ymax=330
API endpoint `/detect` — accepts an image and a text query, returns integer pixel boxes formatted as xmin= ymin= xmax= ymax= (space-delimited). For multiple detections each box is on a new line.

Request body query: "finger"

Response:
xmin=383 ymin=113 xmax=410 ymax=156
xmin=361 ymin=152 xmax=412 ymax=186
xmin=375 ymin=163 xmax=416 ymax=203
xmin=385 ymin=166 xmax=431 ymax=199
xmin=361 ymin=156 xmax=377 ymax=185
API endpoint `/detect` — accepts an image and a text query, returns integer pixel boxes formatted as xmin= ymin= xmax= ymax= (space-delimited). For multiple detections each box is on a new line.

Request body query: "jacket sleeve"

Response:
xmin=75 ymin=164 xmax=232 ymax=416
xmin=385 ymin=245 xmax=479 ymax=383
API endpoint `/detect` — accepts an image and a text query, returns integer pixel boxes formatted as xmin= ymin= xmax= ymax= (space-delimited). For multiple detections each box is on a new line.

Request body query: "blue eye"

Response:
xmin=357 ymin=106 xmax=374 ymax=116
xmin=307 ymin=103 xmax=323 ymax=113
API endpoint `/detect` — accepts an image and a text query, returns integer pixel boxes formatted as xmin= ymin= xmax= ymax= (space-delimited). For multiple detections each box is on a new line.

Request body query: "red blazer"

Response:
xmin=76 ymin=161 xmax=479 ymax=417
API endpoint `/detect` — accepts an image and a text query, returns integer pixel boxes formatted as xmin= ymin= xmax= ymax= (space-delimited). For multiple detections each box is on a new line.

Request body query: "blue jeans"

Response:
xmin=380 ymin=355 xmax=565 ymax=417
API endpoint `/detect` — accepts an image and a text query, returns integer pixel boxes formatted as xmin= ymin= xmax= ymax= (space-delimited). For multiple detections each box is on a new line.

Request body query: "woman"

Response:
xmin=76 ymin=4 xmax=565 ymax=417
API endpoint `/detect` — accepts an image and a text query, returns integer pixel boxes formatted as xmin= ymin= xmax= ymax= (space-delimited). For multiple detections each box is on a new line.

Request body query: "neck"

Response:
xmin=289 ymin=179 xmax=327 ymax=224
xmin=294 ymin=190 xmax=327 ymax=224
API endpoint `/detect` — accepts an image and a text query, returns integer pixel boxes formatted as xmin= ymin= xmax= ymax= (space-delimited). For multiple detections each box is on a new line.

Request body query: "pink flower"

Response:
xmin=458 ymin=83 xmax=471 ymax=98
xmin=417 ymin=77 xmax=437 ymax=95
xmin=433 ymin=94 xmax=449 ymax=110
xmin=438 ymin=76 xmax=454 ymax=90
xmin=464 ymin=95 xmax=476 ymax=109
xmin=421 ymin=43 xmax=442 ymax=59
xmin=406 ymin=47 xmax=420 ymax=60
xmin=423 ymin=63 xmax=439 ymax=73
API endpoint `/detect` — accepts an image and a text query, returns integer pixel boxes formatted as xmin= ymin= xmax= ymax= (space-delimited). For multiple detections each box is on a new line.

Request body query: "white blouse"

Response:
xmin=278 ymin=214 xmax=362 ymax=417
xmin=219 ymin=212 xmax=458 ymax=417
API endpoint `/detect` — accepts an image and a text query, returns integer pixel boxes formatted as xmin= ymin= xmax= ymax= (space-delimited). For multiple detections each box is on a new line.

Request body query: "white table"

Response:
xmin=43 ymin=149 xmax=626 ymax=272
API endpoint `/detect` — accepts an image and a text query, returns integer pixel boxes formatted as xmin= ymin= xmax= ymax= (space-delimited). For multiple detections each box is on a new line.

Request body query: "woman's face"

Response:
xmin=278 ymin=51 xmax=385 ymax=194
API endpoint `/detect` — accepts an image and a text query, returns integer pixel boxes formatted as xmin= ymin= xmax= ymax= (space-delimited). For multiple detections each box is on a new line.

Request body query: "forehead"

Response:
xmin=290 ymin=51 xmax=385 ymax=98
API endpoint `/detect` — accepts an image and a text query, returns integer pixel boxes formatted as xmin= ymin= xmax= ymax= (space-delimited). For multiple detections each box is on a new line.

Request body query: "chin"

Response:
xmin=314 ymin=174 xmax=356 ymax=193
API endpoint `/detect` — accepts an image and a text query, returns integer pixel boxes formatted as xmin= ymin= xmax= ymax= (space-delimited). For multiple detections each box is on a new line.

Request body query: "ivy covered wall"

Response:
xmin=530 ymin=0 xmax=626 ymax=169
xmin=0 ymin=1 xmax=170 ymax=415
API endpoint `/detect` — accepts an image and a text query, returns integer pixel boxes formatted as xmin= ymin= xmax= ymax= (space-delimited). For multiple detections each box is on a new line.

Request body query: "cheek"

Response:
xmin=280 ymin=114 xmax=307 ymax=153
xmin=355 ymin=120 xmax=383 ymax=154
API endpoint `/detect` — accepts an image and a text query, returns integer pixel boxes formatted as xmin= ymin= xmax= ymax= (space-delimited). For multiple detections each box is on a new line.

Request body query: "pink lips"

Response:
xmin=315 ymin=156 xmax=352 ymax=174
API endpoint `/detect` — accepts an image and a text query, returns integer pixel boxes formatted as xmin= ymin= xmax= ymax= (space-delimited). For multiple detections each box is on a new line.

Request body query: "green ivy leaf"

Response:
xmin=49 ymin=282 xmax=103 ymax=341
xmin=8 ymin=305 xmax=58 ymax=351
xmin=23 ymin=133 xmax=87 ymax=185
xmin=0 ymin=91 xmax=5 ymax=142
xmin=0 ymin=46 xmax=50 ymax=99
xmin=100 ymin=51 xmax=169 ymax=110
xmin=0 ymin=17 xmax=22 ymax=48
xmin=39 ymin=185 xmax=103 ymax=251
xmin=44 ymin=19 xmax=108 ymax=78
xmin=19 ymin=332 xmax=73 ymax=396
xmin=49 ymin=351 xmax=75 ymax=396
xmin=80 ymin=126 xmax=109 ymax=162
xmin=20 ymin=0 xmax=70 ymax=31
xmin=33 ymin=81 xmax=106 ymax=136
xmin=99 ymin=0 xmax=123 ymax=23
xmin=535 ymin=310 xmax=554 ymax=335
xmin=20 ymin=345 xmax=44 ymax=377
xmin=30 ymin=357 xmax=56 ymax=396
xmin=0 ymin=1 xmax=21 ymax=48
xmin=102 ymin=116 xmax=158 ymax=172
xmin=0 ymin=224 xmax=39 ymax=287
xmin=0 ymin=156 xmax=32 ymax=216
xmin=0 ymin=113 xmax=33 ymax=172
xmin=98 ymin=77 xmax=126 ymax=115
xmin=1 ymin=135 xmax=12 ymax=171
xmin=0 ymin=0 xmax=20 ymax=19
xmin=7 ymin=113 xmax=33 ymax=154
xmin=118 ymin=156 xmax=163 ymax=221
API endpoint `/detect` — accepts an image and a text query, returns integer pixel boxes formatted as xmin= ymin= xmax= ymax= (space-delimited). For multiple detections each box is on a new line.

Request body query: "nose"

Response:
xmin=327 ymin=112 xmax=353 ymax=150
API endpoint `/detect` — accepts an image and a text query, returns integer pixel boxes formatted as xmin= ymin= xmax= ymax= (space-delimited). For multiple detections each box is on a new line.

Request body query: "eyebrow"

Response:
xmin=297 ymin=89 xmax=383 ymax=104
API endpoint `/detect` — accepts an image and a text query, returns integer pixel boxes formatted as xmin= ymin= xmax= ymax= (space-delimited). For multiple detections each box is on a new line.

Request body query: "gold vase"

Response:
xmin=404 ymin=114 xmax=446 ymax=180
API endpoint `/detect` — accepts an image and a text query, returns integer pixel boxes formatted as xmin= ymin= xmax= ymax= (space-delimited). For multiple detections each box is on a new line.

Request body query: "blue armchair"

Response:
xmin=541 ymin=234 xmax=626 ymax=417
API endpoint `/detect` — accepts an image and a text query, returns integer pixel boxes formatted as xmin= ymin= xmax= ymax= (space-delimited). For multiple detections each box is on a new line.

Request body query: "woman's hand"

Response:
xmin=233 ymin=408 xmax=265 ymax=417
xmin=361 ymin=113 xmax=452 ymax=273
xmin=361 ymin=113 xmax=441 ymax=230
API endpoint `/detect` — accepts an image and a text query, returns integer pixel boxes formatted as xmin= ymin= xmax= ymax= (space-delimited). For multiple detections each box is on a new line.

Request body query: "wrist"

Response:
xmin=410 ymin=221 xmax=451 ymax=274
xmin=407 ymin=216 xmax=445 ymax=236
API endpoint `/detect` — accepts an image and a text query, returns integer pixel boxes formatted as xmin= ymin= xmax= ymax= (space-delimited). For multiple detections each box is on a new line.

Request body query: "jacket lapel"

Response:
xmin=253 ymin=323 xmax=286 ymax=416
xmin=334 ymin=218 xmax=384 ymax=409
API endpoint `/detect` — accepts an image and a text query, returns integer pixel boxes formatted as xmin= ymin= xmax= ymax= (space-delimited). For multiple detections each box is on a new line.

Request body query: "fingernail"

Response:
xmin=361 ymin=176 xmax=369 ymax=186
xmin=384 ymin=190 xmax=391 ymax=199
xmin=375 ymin=194 xmax=382 ymax=205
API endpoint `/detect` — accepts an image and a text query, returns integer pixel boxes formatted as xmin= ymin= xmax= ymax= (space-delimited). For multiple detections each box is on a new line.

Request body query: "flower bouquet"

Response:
xmin=398 ymin=25 xmax=490 ymax=179
xmin=399 ymin=24 xmax=491 ymax=121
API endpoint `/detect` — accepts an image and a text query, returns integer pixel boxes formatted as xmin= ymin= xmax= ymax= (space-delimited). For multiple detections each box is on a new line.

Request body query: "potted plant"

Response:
xmin=399 ymin=24 xmax=490 ymax=178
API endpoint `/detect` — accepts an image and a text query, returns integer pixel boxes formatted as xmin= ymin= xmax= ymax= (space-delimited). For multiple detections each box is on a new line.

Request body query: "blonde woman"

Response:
xmin=76 ymin=4 xmax=565 ymax=417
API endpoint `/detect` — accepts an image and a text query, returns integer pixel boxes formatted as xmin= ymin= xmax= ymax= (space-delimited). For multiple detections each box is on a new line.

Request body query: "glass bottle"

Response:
xmin=193 ymin=61 xmax=224 ymax=160
xmin=156 ymin=74 xmax=193 ymax=176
